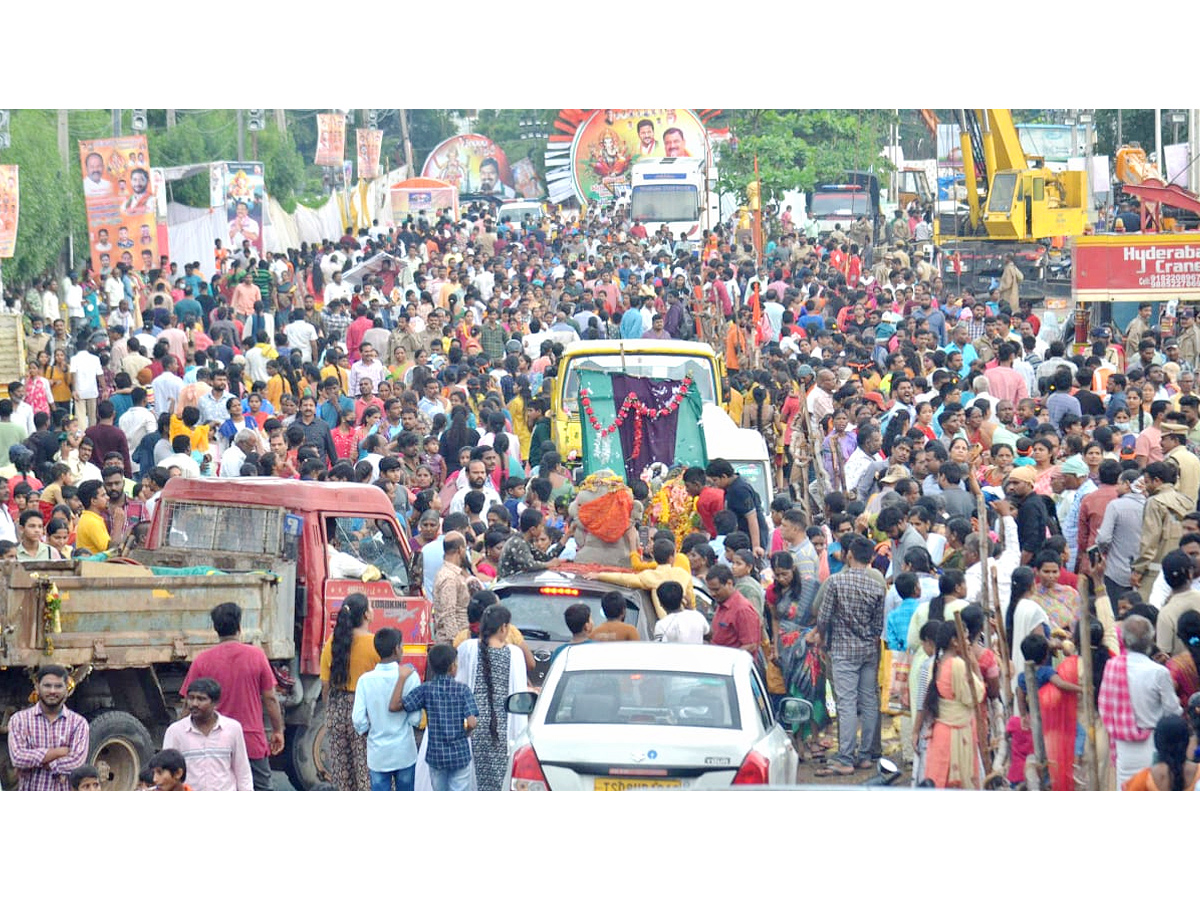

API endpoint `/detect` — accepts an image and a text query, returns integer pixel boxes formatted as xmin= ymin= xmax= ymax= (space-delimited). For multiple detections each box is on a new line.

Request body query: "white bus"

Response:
xmin=629 ymin=157 xmax=717 ymax=242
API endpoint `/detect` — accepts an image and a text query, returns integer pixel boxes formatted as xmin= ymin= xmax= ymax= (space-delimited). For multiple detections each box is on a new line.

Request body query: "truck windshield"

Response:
xmin=987 ymin=173 xmax=1018 ymax=214
xmin=329 ymin=516 xmax=410 ymax=591
xmin=560 ymin=353 xmax=717 ymax=415
xmin=631 ymin=184 xmax=700 ymax=223
xmin=162 ymin=502 xmax=281 ymax=555
xmin=810 ymin=192 xmax=869 ymax=217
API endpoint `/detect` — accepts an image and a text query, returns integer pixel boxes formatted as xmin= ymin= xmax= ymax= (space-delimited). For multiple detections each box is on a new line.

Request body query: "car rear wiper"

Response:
xmin=520 ymin=628 xmax=553 ymax=640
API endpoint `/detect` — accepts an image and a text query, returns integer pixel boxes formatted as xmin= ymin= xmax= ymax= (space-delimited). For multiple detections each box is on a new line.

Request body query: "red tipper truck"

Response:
xmin=0 ymin=477 xmax=431 ymax=791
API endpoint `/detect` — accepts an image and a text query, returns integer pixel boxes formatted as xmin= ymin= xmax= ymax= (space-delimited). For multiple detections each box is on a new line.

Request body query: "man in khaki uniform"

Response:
xmin=1124 ymin=302 xmax=1153 ymax=362
xmin=998 ymin=254 xmax=1023 ymax=307
xmin=1163 ymin=420 xmax=1200 ymax=509
xmin=1132 ymin=460 xmax=1194 ymax=600
xmin=1177 ymin=308 xmax=1200 ymax=372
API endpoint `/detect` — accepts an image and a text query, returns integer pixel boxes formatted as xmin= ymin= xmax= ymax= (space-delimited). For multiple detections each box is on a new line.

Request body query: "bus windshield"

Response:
xmin=561 ymin=353 xmax=717 ymax=414
xmin=631 ymin=184 xmax=700 ymax=223
xmin=810 ymin=192 xmax=869 ymax=217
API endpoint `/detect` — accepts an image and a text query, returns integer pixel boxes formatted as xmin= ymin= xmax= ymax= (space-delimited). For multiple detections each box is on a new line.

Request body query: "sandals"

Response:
xmin=814 ymin=764 xmax=855 ymax=777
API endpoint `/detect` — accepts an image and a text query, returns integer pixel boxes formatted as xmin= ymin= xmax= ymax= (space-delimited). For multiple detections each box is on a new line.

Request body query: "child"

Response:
xmin=478 ymin=530 xmax=507 ymax=582
xmin=769 ymin=495 xmax=793 ymax=553
xmin=548 ymin=602 xmax=593 ymax=666
xmin=710 ymin=509 xmax=738 ymax=559
xmin=909 ymin=621 xmax=940 ymax=786
xmin=1014 ymin=436 xmax=1035 ymax=467
xmin=827 ymin=514 xmax=852 ymax=575
xmin=421 ymin=435 xmax=446 ymax=488
xmin=503 ymin=476 xmax=526 ymax=523
xmin=0 ymin=540 xmax=17 ymax=560
xmin=731 ymin=549 xmax=765 ymax=620
xmin=886 ymin=572 xmax=922 ymax=653
xmin=147 ymin=748 xmax=191 ymax=791
xmin=653 ymin=581 xmax=709 ymax=644
xmin=352 ymin=627 xmax=423 ymax=791
xmin=1016 ymin=632 xmax=1082 ymax=707
xmin=590 ymin=591 xmax=640 ymax=642
xmin=1006 ymin=714 xmax=1035 ymax=789
xmin=68 ymin=765 xmax=102 ymax=791
xmin=397 ymin=643 xmax=477 ymax=792
xmin=137 ymin=767 xmax=156 ymax=790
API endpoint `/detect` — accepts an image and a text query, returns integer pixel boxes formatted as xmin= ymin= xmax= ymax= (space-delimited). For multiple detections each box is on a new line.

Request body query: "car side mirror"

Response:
xmin=777 ymin=697 xmax=812 ymax=727
xmin=506 ymin=691 xmax=538 ymax=716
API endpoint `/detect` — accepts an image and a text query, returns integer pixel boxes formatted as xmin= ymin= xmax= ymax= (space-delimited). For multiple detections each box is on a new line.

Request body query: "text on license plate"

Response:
xmin=594 ymin=778 xmax=682 ymax=791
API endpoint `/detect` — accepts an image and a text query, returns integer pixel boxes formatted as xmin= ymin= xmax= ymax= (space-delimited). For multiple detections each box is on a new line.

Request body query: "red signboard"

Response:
xmin=1074 ymin=237 xmax=1200 ymax=293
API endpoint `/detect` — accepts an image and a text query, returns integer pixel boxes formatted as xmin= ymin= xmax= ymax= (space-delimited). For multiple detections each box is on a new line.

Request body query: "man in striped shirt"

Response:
xmin=6 ymin=665 xmax=90 ymax=790
xmin=162 ymin=678 xmax=253 ymax=791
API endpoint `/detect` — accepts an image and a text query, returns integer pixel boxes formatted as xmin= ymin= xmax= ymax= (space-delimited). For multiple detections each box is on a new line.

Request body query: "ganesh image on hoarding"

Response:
xmin=78 ymin=135 xmax=159 ymax=274
xmin=223 ymin=162 xmax=266 ymax=257
xmin=570 ymin=109 xmax=708 ymax=203
xmin=422 ymin=134 xmax=515 ymax=198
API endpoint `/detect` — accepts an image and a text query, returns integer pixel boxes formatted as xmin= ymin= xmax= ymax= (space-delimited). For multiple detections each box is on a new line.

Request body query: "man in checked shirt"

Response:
xmin=812 ymin=534 xmax=886 ymax=777
xmin=6 ymin=665 xmax=90 ymax=791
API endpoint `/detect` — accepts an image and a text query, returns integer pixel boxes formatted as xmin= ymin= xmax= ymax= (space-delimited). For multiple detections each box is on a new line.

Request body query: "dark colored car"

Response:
xmin=491 ymin=568 xmax=659 ymax=687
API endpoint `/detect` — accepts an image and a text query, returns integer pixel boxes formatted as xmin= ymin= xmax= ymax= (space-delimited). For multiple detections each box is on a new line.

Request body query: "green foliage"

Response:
xmin=716 ymin=109 xmax=895 ymax=205
xmin=1092 ymin=110 xmax=1166 ymax=159
xmin=0 ymin=110 xmax=74 ymax=284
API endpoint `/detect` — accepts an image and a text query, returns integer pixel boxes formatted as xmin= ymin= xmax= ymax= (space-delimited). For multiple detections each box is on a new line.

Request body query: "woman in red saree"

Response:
xmin=1166 ymin=610 xmax=1200 ymax=708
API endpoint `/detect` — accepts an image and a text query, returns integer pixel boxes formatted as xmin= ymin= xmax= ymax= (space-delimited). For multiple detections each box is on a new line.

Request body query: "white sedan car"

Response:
xmin=504 ymin=643 xmax=809 ymax=790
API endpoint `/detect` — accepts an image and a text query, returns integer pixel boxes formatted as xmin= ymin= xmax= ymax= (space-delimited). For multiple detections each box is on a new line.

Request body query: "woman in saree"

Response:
xmin=922 ymin=620 xmax=985 ymax=789
xmin=1166 ymin=609 xmax=1200 ymax=708
xmin=764 ymin=552 xmax=828 ymax=754
xmin=977 ymin=441 xmax=1015 ymax=488
xmin=1031 ymin=550 xmax=1079 ymax=632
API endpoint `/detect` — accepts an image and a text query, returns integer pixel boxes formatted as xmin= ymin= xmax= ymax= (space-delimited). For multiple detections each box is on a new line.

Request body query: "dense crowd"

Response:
xmin=4 ymin=197 xmax=1200 ymax=792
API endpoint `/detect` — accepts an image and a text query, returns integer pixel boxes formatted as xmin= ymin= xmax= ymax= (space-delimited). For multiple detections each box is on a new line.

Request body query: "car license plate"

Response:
xmin=594 ymin=777 xmax=682 ymax=791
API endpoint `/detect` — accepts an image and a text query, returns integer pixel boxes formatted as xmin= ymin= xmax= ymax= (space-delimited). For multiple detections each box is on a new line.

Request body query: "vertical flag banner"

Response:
xmin=315 ymin=113 xmax=346 ymax=166
xmin=78 ymin=135 xmax=159 ymax=274
xmin=0 ymin=165 xmax=18 ymax=258
xmin=222 ymin=162 xmax=266 ymax=257
xmin=357 ymin=128 xmax=383 ymax=180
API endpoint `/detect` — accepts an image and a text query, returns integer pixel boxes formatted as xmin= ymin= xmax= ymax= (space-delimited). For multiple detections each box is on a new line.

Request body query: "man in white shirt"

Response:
xmin=150 ymin=355 xmax=185 ymax=417
xmin=652 ymin=581 xmax=709 ymax=643
xmin=322 ymin=270 xmax=352 ymax=308
xmin=119 ymin=387 xmax=157 ymax=471
xmin=448 ymin=458 xmax=502 ymax=516
xmin=283 ymin=309 xmax=318 ymax=364
xmin=69 ymin=343 xmax=105 ymax=427
xmin=964 ymin=503 xmax=1020 ymax=613
xmin=7 ymin=382 xmax=35 ymax=438
xmin=219 ymin=430 xmax=259 ymax=477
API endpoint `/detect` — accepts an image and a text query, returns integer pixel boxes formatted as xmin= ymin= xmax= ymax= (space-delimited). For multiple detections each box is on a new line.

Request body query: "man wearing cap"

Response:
xmin=1177 ymin=308 xmax=1200 ymax=372
xmin=1058 ymin=455 xmax=1096 ymax=572
xmin=1006 ymin=465 xmax=1048 ymax=566
xmin=1163 ymin=418 xmax=1200 ymax=506
xmin=1131 ymin=461 xmax=1193 ymax=597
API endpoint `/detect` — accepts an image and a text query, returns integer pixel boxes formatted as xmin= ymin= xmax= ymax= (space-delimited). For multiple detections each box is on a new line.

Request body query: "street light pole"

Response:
xmin=236 ymin=109 xmax=245 ymax=162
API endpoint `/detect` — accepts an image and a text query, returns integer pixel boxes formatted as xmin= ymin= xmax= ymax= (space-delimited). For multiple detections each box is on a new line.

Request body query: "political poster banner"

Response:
xmin=78 ymin=135 xmax=160 ymax=274
xmin=422 ymin=134 xmax=515 ymax=198
xmin=569 ymin=109 xmax=708 ymax=203
xmin=0 ymin=165 xmax=18 ymax=258
xmin=222 ymin=162 xmax=266 ymax=257
xmin=315 ymin=113 xmax=346 ymax=166
xmin=357 ymin=128 xmax=383 ymax=180
xmin=510 ymin=157 xmax=546 ymax=199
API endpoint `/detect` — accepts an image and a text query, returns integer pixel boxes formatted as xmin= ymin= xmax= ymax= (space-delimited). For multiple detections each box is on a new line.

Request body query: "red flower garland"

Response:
xmin=579 ymin=375 xmax=694 ymax=464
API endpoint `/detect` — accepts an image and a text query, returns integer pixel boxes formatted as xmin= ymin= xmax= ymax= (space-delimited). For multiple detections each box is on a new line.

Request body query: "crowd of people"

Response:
xmin=6 ymin=196 xmax=1200 ymax=792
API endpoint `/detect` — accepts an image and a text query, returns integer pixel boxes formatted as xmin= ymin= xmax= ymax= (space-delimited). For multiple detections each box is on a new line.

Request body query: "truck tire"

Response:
xmin=284 ymin=700 xmax=331 ymax=791
xmin=88 ymin=710 xmax=154 ymax=792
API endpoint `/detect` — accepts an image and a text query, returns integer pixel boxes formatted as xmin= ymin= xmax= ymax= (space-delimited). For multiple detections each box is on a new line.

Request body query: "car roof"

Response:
xmin=559 ymin=339 xmax=717 ymax=361
xmin=555 ymin=642 xmax=746 ymax=675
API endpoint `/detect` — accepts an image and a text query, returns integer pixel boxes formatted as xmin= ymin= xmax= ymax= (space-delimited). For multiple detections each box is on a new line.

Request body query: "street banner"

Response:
xmin=569 ymin=109 xmax=708 ymax=203
xmin=422 ymin=134 xmax=515 ymax=197
xmin=357 ymin=128 xmax=383 ymax=180
xmin=221 ymin=162 xmax=266 ymax=257
xmin=78 ymin=135 xmax=160 ymax=274
xmin=510 ymin=157 xmax=546 ymax=199
xmin=315 ymin=113 xmax=346 ymax=166
xmin=0 ymin=165 xmax=17 ymax=258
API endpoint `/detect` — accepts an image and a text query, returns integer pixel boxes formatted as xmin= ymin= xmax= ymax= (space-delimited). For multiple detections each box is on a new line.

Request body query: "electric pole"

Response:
xmin=275 ymin=108 xmax=287 ymax=134
xmin=399 ymin=109 xmax=414 ymax=174
xmin=112 ymin=108 xmax=121 ymax=138
xmin=237 ymin=109 xmax=245 ymax=162
xmin=166 ymin=109 xmax=176 ymax=129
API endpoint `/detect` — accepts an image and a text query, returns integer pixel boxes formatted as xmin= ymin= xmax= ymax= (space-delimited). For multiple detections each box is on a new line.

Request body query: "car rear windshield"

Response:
xmin=504 ymin=592 xmax=640 ymax=643
xmin=544 ymin=670 xmax=740 ymax=729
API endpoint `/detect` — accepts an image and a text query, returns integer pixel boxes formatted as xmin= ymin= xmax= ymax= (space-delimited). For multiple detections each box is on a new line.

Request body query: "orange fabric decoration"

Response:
xmin=576 ymin=490 xmax=633 ymax=544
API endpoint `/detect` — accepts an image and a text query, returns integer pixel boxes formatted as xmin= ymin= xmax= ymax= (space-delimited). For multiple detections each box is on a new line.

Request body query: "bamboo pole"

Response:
xmin=1023 ymin=660 xmax=1052 ymax=790
xmin=1077 ymin=575 xmax=1101 ymax=791
xmin=991 ymin=567 xmax=1013 ymax=715
xmin=954 ymin=609 xmax=990 ymax=785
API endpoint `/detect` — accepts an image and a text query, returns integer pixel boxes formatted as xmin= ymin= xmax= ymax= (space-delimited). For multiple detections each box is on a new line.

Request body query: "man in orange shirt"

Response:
xmin=230 ymin=272 xmax=261 ymax=326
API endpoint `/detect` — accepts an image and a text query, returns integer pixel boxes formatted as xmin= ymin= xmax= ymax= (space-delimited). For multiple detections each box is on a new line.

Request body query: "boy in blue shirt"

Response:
xmin=396 ymin=643 xmax=477 ymax=791
xmin=886 ymin=572 xmax=923 ymax=652
xmin=353 ymin=627 xmax=423 ymax=791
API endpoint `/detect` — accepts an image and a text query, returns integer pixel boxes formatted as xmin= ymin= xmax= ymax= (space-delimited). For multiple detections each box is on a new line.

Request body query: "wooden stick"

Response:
xmin=1077 ymin=575 xmax=1101 ymax=792
xmin=954 ymin=609 xmax=990 ymax=786
xmin=1023 ymin=660 xmax=1052 ymax=791
xmin=990 ymin=567 xmax=1013 ymax=717
xmin=974 ymin=480 xmax=991 ymax=618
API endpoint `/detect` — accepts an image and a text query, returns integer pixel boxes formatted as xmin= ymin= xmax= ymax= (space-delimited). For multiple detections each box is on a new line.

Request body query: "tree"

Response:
xmin=716 ymin=109 xmax=895 ymax=206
